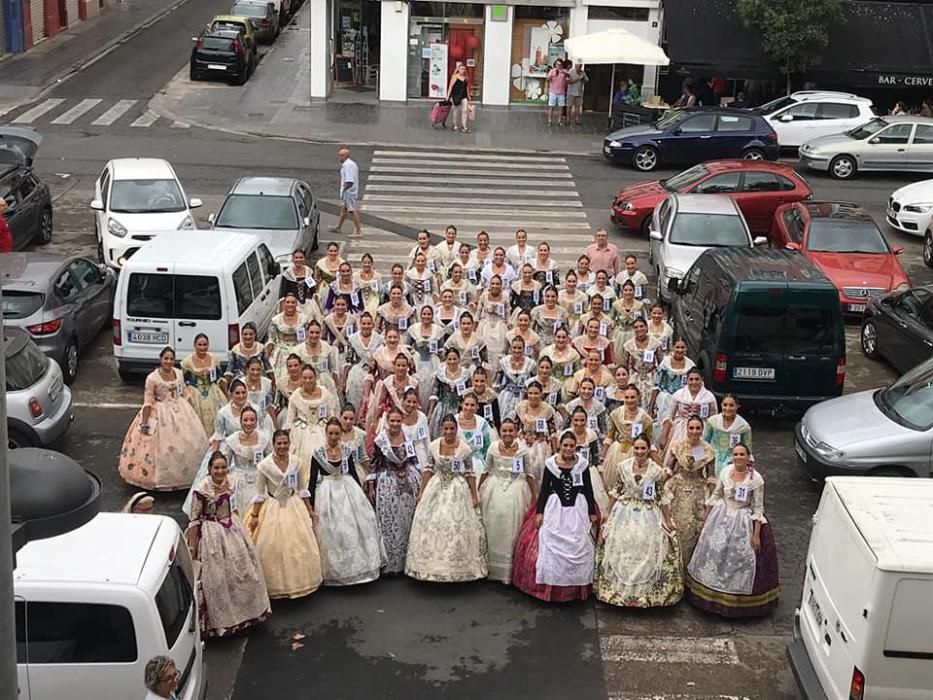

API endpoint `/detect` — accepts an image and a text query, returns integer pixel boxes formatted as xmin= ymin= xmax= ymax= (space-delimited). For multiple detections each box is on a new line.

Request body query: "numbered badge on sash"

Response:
xmin=599 ymin=322 xmax=608 ymax=337
xmin=320 ymin=356 xmax=329 ymax=371
xmin=634 ymin=285 xmax=643 ymax=299
xmin=571 ymin=470 xmax=584 ymax=487
xmin=547 ymin=392 xmax=558 ymax=406
xmin=404 ymin=441 xmax=416 ymax=459
xmin=471 ymin=346 xmax=480 ymax=360
xmin=428 ymin=260 xmax=436 ymax=273
xmin=681 ymin=374 xmax=689 ymax=387
xmin=574 ymin=302 xmax=583 ymax=315
xmin=602 ymin=298 xmax=611 ymax=311
xmin=429 ymin=339 xmax=438 ymax=354
xmin=546 ymin=270 xmax=554 ymax=285
xmin=259 ymin=395 xmax=267 ymax=412
xmin=176 ymin=380 xmax=185 ymax=397
xmin=642 ymin=480 xmax=656 ymax=501
xmin=451 ymin=457 xmax=465 ymax=473
xmin=729 ymin=433 xmax=742 ymax=448
xmin=319 ymin=404 xmax=328 ymax=419
xmin=533 ymin=289 xmax=540 ymax=304
xmin=423 ymin=279 xmax=432 ymax=293
xmin=459 ymin=291 xmax=467 ymax=305
xmin=286 ymin=470 xmax=298 ymax=489
xmin=552 ymin=320 xmax=561 ymax=334
xmin=253 ymin=450 xmax=264 ymax=465
xmin=341 ymin=456 xmax=350 ymax=475
xmin=370 ymin=280 xmax=380 ymax=293
xmin=209 ymin=367 xmax=218 ymax=383
xmin=483 ymin=404 xmax=494 ymax=421
xmin=398 ymin=317 xmax=408 ymax=331
xmin=535 ymin=417 xmax=547 ymax=433
xmin=699 ymin=403 xmax=710 ymax=419
xmin=455 ymin=381 xmax=466 ymax=396
xmin=417 ymin=423 xmax=428 ymax=440
xmin=642 ymin=349 xmax=655 ymax=364
xmin=563 ymin=363 xmax=574 ymax=377
xmin=631 ymin=422 xmax=643 ymax=439
xmin=587 ymin=415 xmax=598 ymax=431
xmin=468 ymin=269 xmax=477 ymax=283
xmin=594 ymin=386 xmax=605 ymax=401
xmin=508 ymin=456 xmax=522 ymax=474
xmin=633 ymin=309 xmax=642 ymax=320
xmin=497 ymin=303 xmax=505 ymax=317
xmin=735 ymin=484 xmax=749 ymax=503
xmin=296 ymin=326 xmax=307 ymax=342
xmin=472 ymin=433 xmax=484 ymax=449
xmin=352 ymin=290 xmax=361 ymax=306
xmin=524 ymin=343 xmax=533 ymax=357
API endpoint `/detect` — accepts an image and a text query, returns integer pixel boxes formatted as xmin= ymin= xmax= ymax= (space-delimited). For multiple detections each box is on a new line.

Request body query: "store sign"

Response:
xmin=876 ymin=74 xmax=933 ymax=88
xmin=429 ymin=43 xmax=449 ymax=99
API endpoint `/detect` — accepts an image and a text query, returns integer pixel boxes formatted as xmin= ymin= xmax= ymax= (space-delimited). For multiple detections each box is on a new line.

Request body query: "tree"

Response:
xmin=737 ymin=0 xmax=844 ymax=94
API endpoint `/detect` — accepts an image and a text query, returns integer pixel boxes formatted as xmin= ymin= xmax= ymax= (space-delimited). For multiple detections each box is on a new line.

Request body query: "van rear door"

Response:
xmin=121 ymin=268 xmax=176 ymax=364
xmin=725 ymin=288 xmax=788 ymax=395
xmin=170 ymin=269 xmax=226 ymax=354
xmin=781 ymin=287 xmax=843 ymax=399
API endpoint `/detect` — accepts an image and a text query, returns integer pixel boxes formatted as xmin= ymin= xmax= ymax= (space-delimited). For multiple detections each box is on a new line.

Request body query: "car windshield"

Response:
xmin=806 ymin=219 xmax=889 ymax=254
xmin=654 ymin=109 xmax=688 ymax=130
xmin=215 ymin=194 xmax=298 ymax=230
xmin=201 ymin=36 xmax=235 ymax=50
xmin=877 ymin=360 xmax=933 ymax=431
xmin=2 ymin=292 xmax=44 ymax=319
xmin=756 ymin=96 xmax=798 ymax=115
xmin=846 ymin=118 xmax=888 ymax=140
xmin=661 ymin=164 xmax=709 ymax=192
xmin=6 ymin=337 xmax=48 ymax=391
xmin=668 ymin=213 xmax=749 ymax=246
xmin=110 ymin=179 xmax=186 ymax=214
xmin=232 ymin=4 xmax=265 ymax=17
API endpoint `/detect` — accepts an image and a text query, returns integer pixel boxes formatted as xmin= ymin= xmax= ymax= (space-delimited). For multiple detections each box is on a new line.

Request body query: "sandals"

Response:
xmin=461 ymin=128 xmax=471 ymax=133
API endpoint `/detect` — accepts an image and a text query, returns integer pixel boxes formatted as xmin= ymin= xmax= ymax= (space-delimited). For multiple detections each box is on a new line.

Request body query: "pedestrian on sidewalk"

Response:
xmin=332 ymin=148 xmax=362 ymax=237
xmin=546 ymin=59 xmax=570 ymax=127
xmin=447 ymin=64 xmax=472 ymax=134
xmin=567 ymin=61 xmax=588 ymax=126
xmin=0 ymin=199 xmax=13 ymax=253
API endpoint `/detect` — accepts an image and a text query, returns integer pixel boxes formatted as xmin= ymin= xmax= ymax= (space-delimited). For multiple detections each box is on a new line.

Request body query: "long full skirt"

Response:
xmin=290 ymin=423 xmax=325 ymax=477
xmin=375 ymin=466 xmax=422 ymax=573
xmin=668 ymin=473 xmax=708 ymax=568
xmin=589 ymin=466 xmax=610 ymax=516
xmin=477 ymin=317 xmax=508 ymax=378
xmin=429 ymin=394 xmax=461 ymax=439
xmin=315 ymin=476 xmax=386 ymax=585
xmin=512 ymin=501 xmax=593 ymax=603
xmin=498 ymin=389 xmax=523 ymax=423
xmin=198 ymin=518 xmax=271 ymax=637
xmin=189 ymin=384 xmax=227 ymax=438
xmin=253 ymin=496 xmax=323 ymax=599
xmin=118 ymin=400 xmax=207 ymax=491
xmin=479 ymin=474 xmax=532 ymax=584
xmin=526 ymin=440 xmax=551 ymax=485
xmin=405 ymin=477 xmax=488 ymax=582
xmin=601 ymin=441 xmax=631 ymax=494
xmin=595 ymin=502 xmax=683 ymax=608
xmin=414 ymin=357 xmax=438 ymax=409
xmin=686 ymin=505 xmax=779 ymax=618
xmin=345 ymin=362 xmax=370 ymax=415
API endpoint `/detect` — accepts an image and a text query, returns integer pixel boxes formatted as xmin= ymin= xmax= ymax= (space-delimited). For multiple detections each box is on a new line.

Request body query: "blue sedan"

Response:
xmin=603 ymin=107 xmax=780 ymax=172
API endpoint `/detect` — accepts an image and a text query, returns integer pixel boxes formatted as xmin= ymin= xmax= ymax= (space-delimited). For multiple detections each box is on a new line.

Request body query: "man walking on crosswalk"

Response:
xmin=332 ymin=147 xmax=362 ymax=237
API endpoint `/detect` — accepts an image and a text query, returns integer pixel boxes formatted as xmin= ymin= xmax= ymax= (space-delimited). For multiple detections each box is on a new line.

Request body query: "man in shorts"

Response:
xmin=567 ymin=61 xmax=588 ymax=125
xmin=332 ymin=147 xmax=362 ymax=237
xmin=546 ymin=59 xmax=570 ymax=127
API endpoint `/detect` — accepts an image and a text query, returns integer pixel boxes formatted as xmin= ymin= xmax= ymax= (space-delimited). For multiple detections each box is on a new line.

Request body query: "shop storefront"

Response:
xmin=406 ymin=2 xmax=485 ymax=100
xmin=333 ymin=0 xmax=380 ymax=91
xmin=508 ymin=6 xmax=570 ymax=104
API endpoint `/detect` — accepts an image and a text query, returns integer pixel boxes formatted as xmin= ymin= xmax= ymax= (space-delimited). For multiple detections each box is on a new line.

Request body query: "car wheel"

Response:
xmin=8 ymin=427 xmax=34 ymax=450
xmin=189 ymin=66 xmax=199 ymax=81
xmin=924 ymin=229 xmax=933 ymax=268
xmin=829 ymin=155 xmax=856 ymax=180
xmin=36 ymin=207 xmax=53 ymax=245
xmin=860 ymin=319 xmax=880 ymax=359
xmin=742 ymin=147 xmax=765 ymax=161
xmin=235 ymin=69 xmax=248 ymax=86
xmin=632 ymin=145 xmax=659 ymax=172
xmin=62 ymin=338 xmax=79 ymax=384
xmin=869 ymin=466 xmax=912 ymax=477
xmin=640 ymin=216 xmax=652 ymax=237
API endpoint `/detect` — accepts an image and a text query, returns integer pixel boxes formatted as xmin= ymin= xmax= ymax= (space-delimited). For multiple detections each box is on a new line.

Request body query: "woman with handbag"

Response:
xmin=447 ymin=64 xmax=472 ymax=134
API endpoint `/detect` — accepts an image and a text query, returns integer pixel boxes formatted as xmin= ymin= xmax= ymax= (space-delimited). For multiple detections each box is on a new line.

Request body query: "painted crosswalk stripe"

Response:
xmin=610 ymin=695 xmax=751 ymax=700
xmin=91 ymin=99 xmax=137 ymax=126
xmin=12 ymin=99 xmax=66 ymax=124
xmin=368 ymin=175 xmax=571 ymax=187
xmin=372 ymin=159 xmax=571 ymax=172
xmin=130 ymin=110 xmax=160 ymax=128
xmin=171 ymin=121 xmax=190 ymax=129
xmin=368 ymin=165 xmax=573 ymax=178
xmin=365 ymin=185 xmax=580 ymax=197
xmin=50 ymin=98 xmax=103 ymax=124
xmin=373 ymin=150 xmax=565 ymax=163
xmin=600 ymin=636 xmax=740 ymax=665
xmin=362 ymin=195 xmax=584 ymax=207
xmin=364 ymin=205 xmax=587 ymax=218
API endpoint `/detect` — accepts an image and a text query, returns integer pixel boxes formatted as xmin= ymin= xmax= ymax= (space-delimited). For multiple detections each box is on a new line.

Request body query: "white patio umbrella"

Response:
xmin=564 ymin=28 xmax=670 ymax=119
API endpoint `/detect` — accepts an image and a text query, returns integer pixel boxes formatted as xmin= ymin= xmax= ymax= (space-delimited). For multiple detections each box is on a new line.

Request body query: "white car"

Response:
xmin=648 ymin=193 xmax=766 ymax=302
xmin=887 ymin=179 xmax=933 ymax=243
xmin=90 ymin=158 xmax=201 ymax=270
xmin=758 ymin=91 xmax=876 ymax=148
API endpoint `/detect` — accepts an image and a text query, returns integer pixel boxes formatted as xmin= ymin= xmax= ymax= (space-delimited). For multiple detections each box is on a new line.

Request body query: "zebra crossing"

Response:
xmin=2 ymin=97 xmax=181 ymax=129
xmin=340 ymin=148 xmax=592 ymax=270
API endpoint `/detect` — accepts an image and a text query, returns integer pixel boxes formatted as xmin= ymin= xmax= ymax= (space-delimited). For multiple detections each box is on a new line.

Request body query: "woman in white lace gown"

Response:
xmin=495 ymin=337 xmax=537 ymax=420
xmin=285 ymin=365 xmax=339 ymax=474
xmin=343 ymin=312 xmax=383 ymax=414
xmin=405 ymin=415 xmax=488 ymax=582
xmin=406 ymin=304 xmax=444 ymax=408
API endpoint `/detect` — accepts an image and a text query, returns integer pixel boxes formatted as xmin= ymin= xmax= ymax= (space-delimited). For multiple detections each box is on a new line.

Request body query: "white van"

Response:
xmin=14 ymin=513 xmax=207 ymax=700
xmin=112 ymin=230 xmax=281 ymax=380
xmin=787 ymin=477 xmax=933 ymax=699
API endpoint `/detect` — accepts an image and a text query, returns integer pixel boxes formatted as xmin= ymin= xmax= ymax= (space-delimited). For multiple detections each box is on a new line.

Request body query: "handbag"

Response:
xmin=468 ymin=103 xmax=476 ymax=121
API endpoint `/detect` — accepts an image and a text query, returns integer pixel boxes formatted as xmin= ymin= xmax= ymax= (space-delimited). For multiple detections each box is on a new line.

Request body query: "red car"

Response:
xmin=769 ymin=201 xmax=910 ymax=315
xmin=610 ymin=160 xmax=812 ymax=236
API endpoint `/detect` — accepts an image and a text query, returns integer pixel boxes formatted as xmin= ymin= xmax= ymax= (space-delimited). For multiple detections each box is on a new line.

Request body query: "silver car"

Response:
xmin=648 ymin=193 xmax=766 ymax=303
xmin=209 ymin=176 xmax=320 ymax=265
xmin=0 ymin=253 xmax=115 ymax=384
xmin=795 ymin=358 xmax=933 ymax=479
xmin=5 ymin=327 xmax=73 ymax=449
xmin=799 ymin=115 xmax=933 ymax=180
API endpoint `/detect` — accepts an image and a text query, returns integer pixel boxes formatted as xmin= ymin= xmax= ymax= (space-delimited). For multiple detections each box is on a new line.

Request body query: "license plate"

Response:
xmin=49 ymin=376 xmax=62 ymax=403
xmin=808 ymin=589 xmax=823 ymax=628
xmin=733 ymin=366 xmax=775 ymax=380
xmin=795 ymin=439 xmax=807 ymax=463
xmin=207 ymin=64 xmax=227 ymax=70
xmin=848 ymin=303 xmax=867 ymax=313
xmin=603 ymin=146 xmax=611 ymax=155
xmin=129 ymin=331 xmax=169 ymax=344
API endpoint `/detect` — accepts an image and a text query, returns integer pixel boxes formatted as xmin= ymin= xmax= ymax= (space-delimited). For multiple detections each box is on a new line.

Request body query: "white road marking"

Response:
xmin=600 ymin=636 xmax=740 ymax=665
xmin=12 ymin=98 xmax=66 ymax=124
xmin=364 ymin=185 xmax=580 ymax=197
xmin=91 ymin=99 xmax=137 ymax=126
xmin=366 ymin=165 xmax=573 ymax=178
xmin=373 ymin=150 xmax=566 ymax=163
xmin=171 ymin=120 xmax=190 ymax=128
xmin=610 ymin=695 xmax=751 ymax=700
xmin=50 ymin=98 xmax=103 ymax=124
xmin=130 ymin=110 xmax=160 ymax=127
xmin=73 ymin=402 xmax=140 ymax=409
xmin=364 ymin=206 xmax=587 ymax=219
xmin=362 ymin=195 xmax=583 ymax=207
xmin=371 ymin=159 xmax=571 ymax=172
xmin=368 ymin=175 xmax=572 ymax=187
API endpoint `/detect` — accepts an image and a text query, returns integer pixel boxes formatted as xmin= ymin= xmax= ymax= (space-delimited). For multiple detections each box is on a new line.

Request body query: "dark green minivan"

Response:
xmin=668 ymin=248 xmax=845 ymax=411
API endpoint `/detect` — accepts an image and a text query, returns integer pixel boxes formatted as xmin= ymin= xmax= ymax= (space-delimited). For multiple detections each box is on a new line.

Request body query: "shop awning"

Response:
xmin=565 ymin=28 xmax=670 ymax=66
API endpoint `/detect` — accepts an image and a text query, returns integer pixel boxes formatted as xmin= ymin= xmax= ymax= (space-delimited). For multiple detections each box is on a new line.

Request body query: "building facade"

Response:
xmin=3 ymin=0 xmax=114 ymax=53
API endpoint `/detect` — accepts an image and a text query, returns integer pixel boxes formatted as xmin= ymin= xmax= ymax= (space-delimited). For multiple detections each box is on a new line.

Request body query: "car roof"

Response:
xmin=0 ymin=252 xmax=71 ymax=287
xmin=14 ymin=513 xmax=170 ymax=586
xmin=828 ymin=477 xmax=933 ymax=574
xmin=802 ymin=201 xmax=873 ymax=222
xmin=229 ymin=176 xmax=296 ymax=196
xmin=212 ymin=14 xmax=251 ymax=24
xmin=671 ymin=193 xmax=741 ymax=215
xmin=698 ymin=248 xmax=833 ymax=285
xmin=704 ymin=159 xmax=797 ymax=174
xmin=791 ymin=90 xmax=872 ymax=104
xmin=109 ymin=158 xmax=175 ymax=181
xmin=680 ymin=106 xmax=762 ymax=117
xmin=125 ymin=230 xmax=264 ymax=266
xmin=883 ymin=114 xmax=933 ymax=126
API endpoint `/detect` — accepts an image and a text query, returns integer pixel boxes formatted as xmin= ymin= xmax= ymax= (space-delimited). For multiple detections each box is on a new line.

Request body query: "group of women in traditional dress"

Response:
xmin=115 ymin=227 xmax=777 ymax=631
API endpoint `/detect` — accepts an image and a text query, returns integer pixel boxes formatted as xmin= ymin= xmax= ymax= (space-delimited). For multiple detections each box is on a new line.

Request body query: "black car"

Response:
xmin=861 ymin=285 xmax=933 ymax=373
xmin=0 ymin=127 xmax=53 ymax=249
xmin=603 ymin=107 xmax=780 ymax=172
xmin=189 ymin=29 xmax=254 ymax=85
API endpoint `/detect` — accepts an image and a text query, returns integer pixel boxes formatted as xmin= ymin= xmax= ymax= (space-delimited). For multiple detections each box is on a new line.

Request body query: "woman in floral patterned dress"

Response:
xmin=540 ymin=328 xmax=582 ymax=397
xmin=342 ymin=313 xmax=382 ymax=417
xmin=557 ymin=271 xmax=587 ymax=333
xmin=622 ymin=318 xmax=662 ymax=410
xmin=226 ymin=322 xmax=271 ymax=381
xmin=455 ymin=392 xmax=495 ymax=476
xmin=568 ymin=406 xmax=610 ymax=515
xmin=427 ymin=348 xmax=472 ymax=438
xmin=181 ymin=334 xmax=228 ymax=436
xmin=514 ymin=382 xmax=558 ymax=486
xmin=664 ymin=416 xmax=717 ymax=567
xmin=527 ymin=356 xmax=563 ymax=411
xmin=510 ymin=264 xmax=542 ymax=318
xmin=366 ymin=353 xmax=418 ymax=436
xmin=285 ymin=365 xmax=339 ymax=472
xmin=496 ymin=337 xmax=537 ymax=420
xmin=440 ymin=262 xmax=478 ymax=312
xmin=406 ymin=304 xmax=444 ymax=408
xmin=475 ymin=275 xmax=510 ymax=374
xmin=266 ymin=293 xmax=311 ymax=380
xmin=601 ymin=384 xmax=654 ymax=492
xmin=444 ymin=312 xmax=487 ymax=375
xmin=650 ymin=338 xmax=695 ymax=429
xmin=376 ymin=284 xmax=415 ymax=336
xmin=704 ymin=395 xmax=753 ymax=477
xmin=659 ymin=368 xmax=718 ymax=458
xmin=646 ymin=304 xmax=674 ymax=352
xmin=405 ymin=252 xmax=439 ymax=309
xmin=290 ymin=321 xmax=340 ymax=401
xmin=610 ymin=281 xmax=646 ymax=362
xmin=353 ymin=253 xmax=383 ymax=316
xmin=530 ymin=285 xmax=567 ymax=349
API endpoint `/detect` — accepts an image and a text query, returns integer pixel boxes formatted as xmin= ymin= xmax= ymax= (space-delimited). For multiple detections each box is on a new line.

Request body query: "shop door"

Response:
xmin=447 ymin=27 xmax=474 ymax=90
xmin=29 ymin=0 xmax=45 ymax=43
xmin=43 ymin=0 xmax=61 ymax=37
xmin=4 ymin=0 xmax=23 ymax=52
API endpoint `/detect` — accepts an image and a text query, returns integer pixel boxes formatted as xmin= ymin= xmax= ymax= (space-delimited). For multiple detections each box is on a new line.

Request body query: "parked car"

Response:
xmin=669 ymin=248 xmax=846 ymax=411
xmin=885 ymin=179 xmax=933 ymax=260
xmin=794 ymin=356 xmax=933 ymax=478
xmin=0 ymin=126 xmax=53 ymax=249
xmin=91 ymin=158 xmax=201 ymax=270
xmin=208 ymin=176 xmax=320 ymax=263
xmin=769 ymin=201 xmax=910 ymax=316
xmin=860 ymin=285 xmax=933 ymax=374
xmin=788 ymin=477 xmax=933 ymax=699
xmin=0 ymin=253 xmax=115 ymax=383
xmin=230 ymin=0 xmax=278 ymax=43
xmin=5 ymin=326 xmax=73 ymax=449
xmin=648 ymin=193 xmax=766 ymax=303
xmin=610 ymin=160 xmax=812 ymax=236
xmin=756 ymin=90 xmax=875 ymax=148
xmin=207 ymin=14 xmax=258 ymax=58
xmin=603 ymin=107 xmax=779 ymax=172
xmin=190 ymin=28 xmax=255 ymax=85
xmin=799 ymin=115 xmax=933 ymax=179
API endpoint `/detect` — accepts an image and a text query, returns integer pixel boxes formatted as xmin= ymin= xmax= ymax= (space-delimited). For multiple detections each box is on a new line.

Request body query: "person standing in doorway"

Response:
xmin=332 ymin=148 xmax=362 ymax=237
xmin=447 ymin=64 xmax=472 ymax=134
xmin=546 ymin=59 xmax=569 ymax=127
xmin=567 ymin=61 xmax=588 ymax=126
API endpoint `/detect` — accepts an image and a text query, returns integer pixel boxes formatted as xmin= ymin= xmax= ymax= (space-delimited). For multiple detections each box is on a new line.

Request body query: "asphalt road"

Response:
xmin=18 ymin=2 xmax=933 ymax=696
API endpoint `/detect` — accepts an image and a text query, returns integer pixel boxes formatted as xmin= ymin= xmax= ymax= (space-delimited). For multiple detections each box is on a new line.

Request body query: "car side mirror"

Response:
xmin=90 ymin=199 xmax=104 ymax=211
xmin=269 ymin=261 xmax=280 ymax=277
xmin=893 ymin=245 xmax=904 ymax=255
xmin=869 ymin=137 xmax=880 ymax=145
xmin=779 ymin=114 xmax=793 ymax=122
xmin=649 ymin=230 xmax=663 ymax=241
xmin=672 ymin=128 xmax=682 ymax=136
xmin=784 ymin=241 xmax=801 ymax=251
xmin=753 ymin=236 xmax=768 ymax=247
xmin=667 ymin=277 xmax=682 ymax=295
xmin=189 ymin=198 xmax=203 ymax=209
xmin=207 ymin=213 xmax=215 ymax=224
xmin=303 ymin=216 xmax=311 ymax=227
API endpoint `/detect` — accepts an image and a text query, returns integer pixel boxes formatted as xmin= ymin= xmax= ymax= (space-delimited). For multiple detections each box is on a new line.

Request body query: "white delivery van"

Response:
xmin=112 ymin=230 xmax=281 ymax=381
xmin=787 ymin=477 xmax=933 ymax=699
xmin=14 ymin=513 xmax=207 ymax=700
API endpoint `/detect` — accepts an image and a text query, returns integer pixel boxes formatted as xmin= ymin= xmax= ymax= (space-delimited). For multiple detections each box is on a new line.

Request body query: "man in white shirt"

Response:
xmin=332 ymin=147 xmax=362 ymax=236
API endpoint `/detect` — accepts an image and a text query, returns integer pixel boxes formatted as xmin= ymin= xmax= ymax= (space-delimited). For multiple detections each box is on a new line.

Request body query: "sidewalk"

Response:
xmin=151 ymin=4 xmax=611 ymax=156
xmin=0 ymin=0 xmax=190 ymax=113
